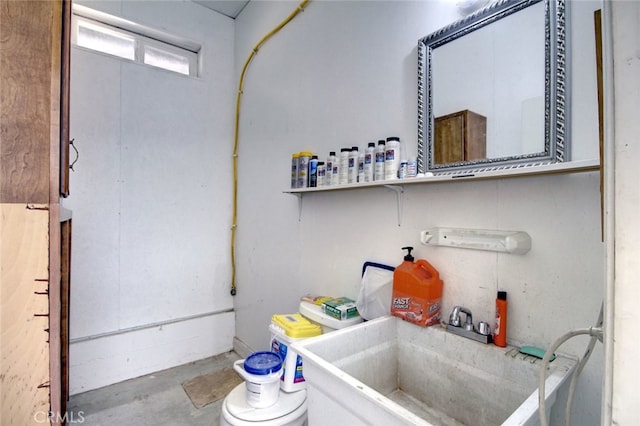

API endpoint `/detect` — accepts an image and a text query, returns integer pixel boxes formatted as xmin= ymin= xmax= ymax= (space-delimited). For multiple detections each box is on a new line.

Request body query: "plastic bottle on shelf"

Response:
xmin=338 ymin=148 xmax=350 ymax=185
xmin=348 ymin=146 xmax=359 ymax=184
xmin=374 ymin=140 xmax=386 ymax=181
xmin=326 ymin=151 xmax=336 ymax=186
xmin=407 ymin=156 xmax=418 ymax=178
xmin=317 ymin=161 xmax=326 ymax=187
xmin=309 ymin=155 xmax=319 ymax=187
xmin=384 ymin=137 xmax=401 ymax=180
xmin=364 ymin=142 xmax=375 ymax=182
xmin=398 ymin=159 xmax=408 ymax=179
xmin=358 ymin=152 xmax=365 ymax=183
xmin=297 ymin=151 xmax=312 ymax=188
xmin=291 ymin=152 xmax=300 ymax=188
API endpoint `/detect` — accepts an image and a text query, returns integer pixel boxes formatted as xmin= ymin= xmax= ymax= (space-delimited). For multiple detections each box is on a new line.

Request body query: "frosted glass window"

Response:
xmin=77 ymin=21 xmax=135 ymax=60
xmin=72 ymin=8 xmax=200 ymax=77
xmin=144 ymin=46 xmax=190 ymax=76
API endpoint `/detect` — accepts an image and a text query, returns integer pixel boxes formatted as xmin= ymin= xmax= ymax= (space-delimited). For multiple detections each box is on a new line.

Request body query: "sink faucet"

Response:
xmin=449 ymin=306 xmax=474 ymax=331
xmin=446 ymin=306 xmax=492 ymax=344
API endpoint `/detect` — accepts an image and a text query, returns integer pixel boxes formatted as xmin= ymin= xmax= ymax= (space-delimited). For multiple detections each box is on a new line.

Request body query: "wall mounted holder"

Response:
xmin=420 ymin=227 xmax=531 ymax=254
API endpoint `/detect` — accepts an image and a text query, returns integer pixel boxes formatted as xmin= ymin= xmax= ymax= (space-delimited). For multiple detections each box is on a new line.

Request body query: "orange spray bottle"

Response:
xmin=391 ymin=247 xmax=443 ymax=327
xmin=494 ymin=291 xmax=508 ymax=347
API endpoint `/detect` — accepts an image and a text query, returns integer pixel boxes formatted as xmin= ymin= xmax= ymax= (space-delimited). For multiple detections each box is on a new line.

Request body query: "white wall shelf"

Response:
xmin=284 ymin=158 xmax=600 ymax=224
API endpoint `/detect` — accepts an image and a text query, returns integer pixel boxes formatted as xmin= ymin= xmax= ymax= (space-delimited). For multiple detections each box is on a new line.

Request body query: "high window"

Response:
xmin=71 ymin=5 xmax=200 ymax=77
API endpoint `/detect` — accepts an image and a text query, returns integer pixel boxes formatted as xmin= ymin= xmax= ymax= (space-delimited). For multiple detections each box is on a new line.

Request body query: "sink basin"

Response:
xmin=293 ymin=315 xmax=576 ymax=426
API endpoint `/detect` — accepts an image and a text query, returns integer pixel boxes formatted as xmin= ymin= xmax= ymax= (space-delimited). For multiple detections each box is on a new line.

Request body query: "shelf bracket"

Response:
xmin=294 ymin=193 xmax=303 ymax=222
xmin=383 ymin=184 xmax=404 ymax=226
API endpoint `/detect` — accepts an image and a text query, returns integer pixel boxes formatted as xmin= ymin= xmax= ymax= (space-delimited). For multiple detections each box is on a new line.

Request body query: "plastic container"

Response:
xmin=374 ymin=140 xmax=386 ymax=181
xmin=357 ymin=153 xmax=365 ymax=183
xmin=363 ymin=142 xmax=375 ymax=182
xmin=407 ymin=156 xmax=417 ymax=178
xmin=233 ymin=351 xmax=283 ymax=408
xmin=494 ymin=291 xmax=508 ymax=347
xmin=317 ymin=161 xmax=326 ymax=187
xmin=326 ymin=151 xmax=336 ymax=186
xmin=398 ymin=159 xmax=408 ymax=179
xmin=270 ymin=314 xmax=322 ymax=392
xmin=390 ymin=246 xmax=443 ymax=327
xmin=348 ymin=146 xmax=359 ymax=184
xmin=308 ymin=155 xmax=318 ymax=188
xmin=291 ymin=153 xmax=300 ymax=188
xmin=384 ymin=137 xmax=401 ymax=180
xmin=338 ymin=148 xmax=350 ymax=185
xmin=297 ymin=151 xmax=312 ymax=188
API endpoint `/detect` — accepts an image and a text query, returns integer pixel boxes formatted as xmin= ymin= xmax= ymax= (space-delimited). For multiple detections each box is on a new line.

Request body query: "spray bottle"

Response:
xmin=494 ymin=291 xmax=508 ymax=347
xmin=391 ymin=247 xmax=443 ymax=327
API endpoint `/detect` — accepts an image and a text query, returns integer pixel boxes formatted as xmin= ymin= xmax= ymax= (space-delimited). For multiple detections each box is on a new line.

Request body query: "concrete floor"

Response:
xmin=67 ymin=351 xmax=241 ymax=426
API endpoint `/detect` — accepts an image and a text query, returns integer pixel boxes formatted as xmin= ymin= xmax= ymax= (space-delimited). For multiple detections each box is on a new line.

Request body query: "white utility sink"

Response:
xmin=293 ymin=315 xmax=576 ymax=426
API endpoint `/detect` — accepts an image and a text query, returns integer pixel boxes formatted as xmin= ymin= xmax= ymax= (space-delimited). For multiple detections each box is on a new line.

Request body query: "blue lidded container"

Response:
xmin=243 ymin=351 xmax=283 ymax=376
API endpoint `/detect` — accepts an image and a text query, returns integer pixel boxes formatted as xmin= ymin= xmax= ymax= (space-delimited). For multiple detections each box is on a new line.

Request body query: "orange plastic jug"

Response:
xmin=391 ymin=246 xmax=443 ymax=327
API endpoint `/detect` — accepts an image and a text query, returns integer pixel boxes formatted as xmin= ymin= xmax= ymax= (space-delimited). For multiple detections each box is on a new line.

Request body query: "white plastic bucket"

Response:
xmin=233 ymin=351 xmax=283 ymax=409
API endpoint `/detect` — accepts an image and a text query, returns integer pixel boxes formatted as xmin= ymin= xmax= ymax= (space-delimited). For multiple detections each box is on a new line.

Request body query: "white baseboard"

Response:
xmin=69 ymin=311 xmax=234 ymax=395
xmin=232 ymin=336 xmax=254 ymax=359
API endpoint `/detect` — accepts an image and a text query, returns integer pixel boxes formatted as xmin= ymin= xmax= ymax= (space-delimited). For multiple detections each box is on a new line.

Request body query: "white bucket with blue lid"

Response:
xmin=233 ymin=351 xmax=283 ymax=408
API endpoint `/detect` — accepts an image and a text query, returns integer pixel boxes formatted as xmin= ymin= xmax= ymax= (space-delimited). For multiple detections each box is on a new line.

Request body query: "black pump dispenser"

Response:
xmin=402 ymin=246 xmax=415 ymax=262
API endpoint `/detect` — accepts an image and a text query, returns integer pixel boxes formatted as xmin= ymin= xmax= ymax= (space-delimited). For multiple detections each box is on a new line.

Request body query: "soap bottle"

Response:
xmin=384 ymin=137 xmax=401 ymax=180
xmin=338 ymin=148 xmax=350 ymax=184
xmin=326 ymin=151 xmax=336 ymax=186
xmin=391 ymin=246 xmax=443 ymax=327
xmin=364 ymin=142 xmax=375 ymax=182
xmin=308 ymin=155 xmax=319 ymax=187
xmin=374 ymin=140 xmax=386 ymax=181
xmin=494 ymin=291 xmax=508 ymax=347
xmin=348 ymin=146 xmax=359 ymax=184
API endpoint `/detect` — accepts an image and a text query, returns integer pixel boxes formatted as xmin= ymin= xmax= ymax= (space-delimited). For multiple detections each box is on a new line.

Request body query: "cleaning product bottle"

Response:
xmin=364 ymin=142 xmax=375 ymax=182
xmin=348 ymin=146 xmax=359 ymax=184
xmin=308 ymin=155 xmax=319 ymax=187
xmin=374 ymin=140 xmax=386 ymax=181
xmin=494 ymin=291 xmax=508 ymax=347
xmin=391 ymin=246 xmax=443 ymax=327
xmin=291 ymin=152 xmax=300 ymax=188
xmin=384 ymin=137 xmax=401 ymax=180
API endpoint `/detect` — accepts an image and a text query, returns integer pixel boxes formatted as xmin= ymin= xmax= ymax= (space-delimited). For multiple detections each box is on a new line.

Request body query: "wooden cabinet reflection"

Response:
xmin=434 ymin=110 xmax=486 ymax=164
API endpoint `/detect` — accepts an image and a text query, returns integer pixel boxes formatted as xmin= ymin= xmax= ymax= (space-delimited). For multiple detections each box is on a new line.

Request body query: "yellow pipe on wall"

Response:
xmin=230 ymin=0 xmax=311 ymax=295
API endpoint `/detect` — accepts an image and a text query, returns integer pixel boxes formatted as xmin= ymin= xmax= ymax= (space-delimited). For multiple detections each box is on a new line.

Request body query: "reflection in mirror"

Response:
xmin=418 ymin=0 xmax=568 ymax=174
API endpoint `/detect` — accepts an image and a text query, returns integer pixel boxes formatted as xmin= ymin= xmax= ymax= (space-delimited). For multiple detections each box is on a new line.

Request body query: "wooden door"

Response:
xmin=0 ymin=0 xmax=69 ymax=423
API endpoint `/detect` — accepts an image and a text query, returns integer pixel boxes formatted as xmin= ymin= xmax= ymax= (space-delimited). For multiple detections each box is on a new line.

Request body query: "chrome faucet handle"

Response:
xmin=478 ymin=321 xmax=492 ymax=336
xmin=449 ymin=306 xmax=462 ymax=327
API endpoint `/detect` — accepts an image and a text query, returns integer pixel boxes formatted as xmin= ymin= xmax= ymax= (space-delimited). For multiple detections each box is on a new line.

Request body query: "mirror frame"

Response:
xmin=417 ymin=0 xmax=568 ymax=175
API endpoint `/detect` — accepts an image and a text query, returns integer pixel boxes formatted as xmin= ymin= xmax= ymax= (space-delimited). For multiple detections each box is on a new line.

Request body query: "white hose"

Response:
xmin=538 ymin=322 xmax=604 ymax=426
xmin=564 ymin=304 xmax=604 ymax=425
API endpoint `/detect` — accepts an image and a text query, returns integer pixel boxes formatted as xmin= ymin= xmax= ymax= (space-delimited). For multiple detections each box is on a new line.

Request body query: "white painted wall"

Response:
xmin=64 ymin=0 xmax=235 ymax=394
xmin=234 ymin=1 xmax=604 ymax=424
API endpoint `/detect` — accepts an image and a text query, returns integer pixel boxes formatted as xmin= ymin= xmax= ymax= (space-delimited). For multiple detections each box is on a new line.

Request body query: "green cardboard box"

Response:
xmin=322 ymin=297 xmax=359 ymax=320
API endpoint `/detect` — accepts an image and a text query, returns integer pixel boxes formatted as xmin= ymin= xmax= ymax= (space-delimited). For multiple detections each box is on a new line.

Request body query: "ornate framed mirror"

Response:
xmin=417 ymin=0 xmax=568 ymax=175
